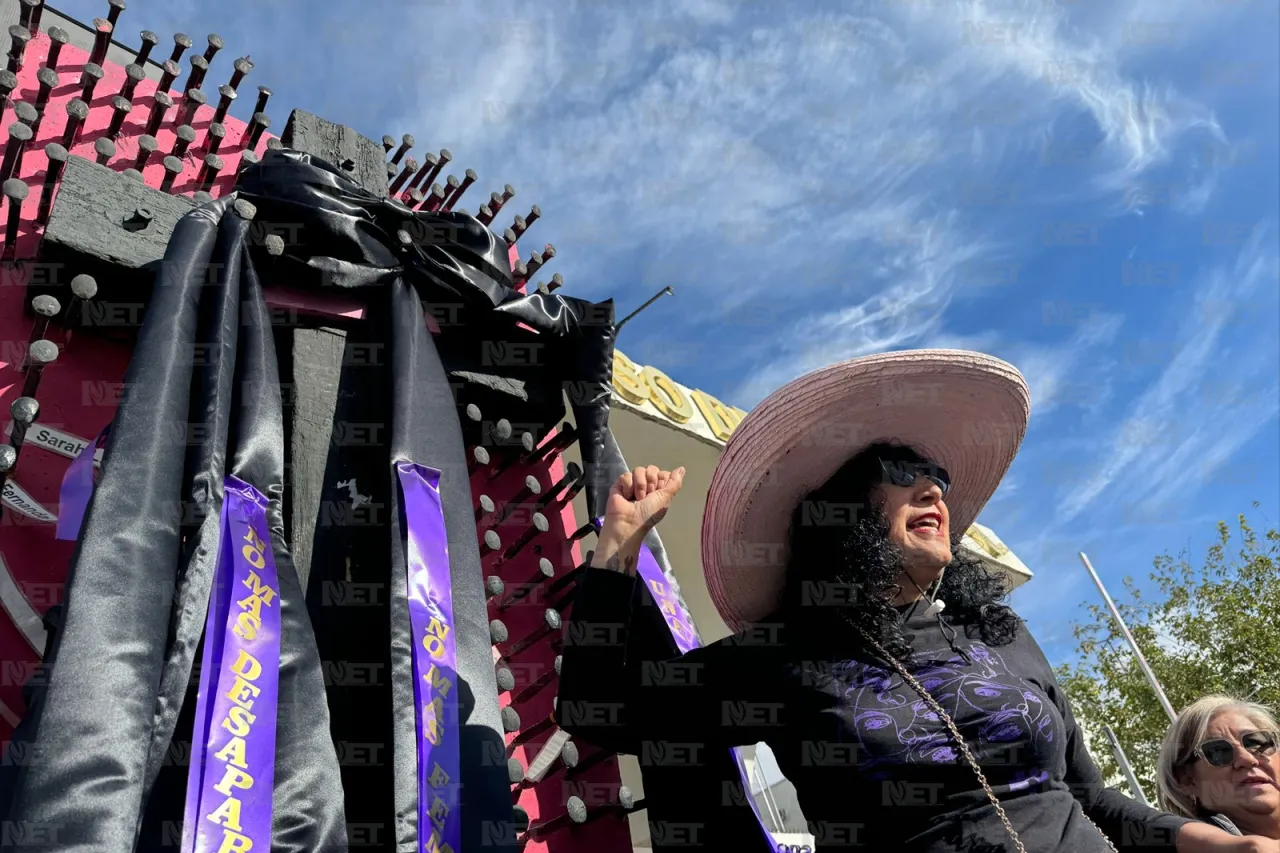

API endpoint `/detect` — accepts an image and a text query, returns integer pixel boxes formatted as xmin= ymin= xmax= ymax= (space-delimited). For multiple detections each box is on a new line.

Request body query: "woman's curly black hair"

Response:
xmin=779 ymin=440 xmax=1021 ymax=661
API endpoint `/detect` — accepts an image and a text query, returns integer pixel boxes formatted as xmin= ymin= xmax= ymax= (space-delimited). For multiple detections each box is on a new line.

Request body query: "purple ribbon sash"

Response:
xmin=396 ymin=462 xmax=462 ymax=853
xmin=54 ymin=424 xmax=110 ymax=541
xmin=633 ymin=542 xmax=780 ymax=852
xmin=182 ymin=476 xmax=283 ymax=853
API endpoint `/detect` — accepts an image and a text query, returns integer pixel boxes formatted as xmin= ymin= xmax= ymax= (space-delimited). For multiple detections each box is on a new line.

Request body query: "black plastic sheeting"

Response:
xmin=0 ymin=150 xmax=617 ymax=852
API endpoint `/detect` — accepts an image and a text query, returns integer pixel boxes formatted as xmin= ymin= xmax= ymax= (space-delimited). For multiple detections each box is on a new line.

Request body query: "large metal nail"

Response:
xmin=445 ymin=169 xmax=477 ymax=210
xmin=171 ymin=124 xmax=195 ymax=157
xmin=131 ymin=134 xmax=156 ymax=171
xmin=63 ymin=273 xmax=97 ymax=336
xmin=8 ymin=25 xmax=31 ymax=75
xmin=158 ymin=58 xmax=179 ymax=93
xmin=420 ymin=149 xmax=449 ymax=191
xmin=197 ymin=153 xmax=223 ymax=191
xmin=477 ymin=205 xmax=494 ymax=225
xmin=36 ymin=142 xmax=66 ymax=224
xmin=145 ymin=91 xmax=173 ymax=136
xmin=0 ymin=70 xmax=17 ymax=104
xmin=79 ymin=62 xmax=104 ymax=102
xmin=106 ymin=95 xmax=131 ymax=137
xmin=423 ymin=183 xmax=446 ymax=212
xmin=46 ymin=26 xmax=69 ymax=69
xmin=204 ymin=122 xmax=225 ymax=154
xmin=388 ymin=156 xmax=417 ymax=195
xmin=9 ymin=397 xmax=38 ymax=455
xmin=159 ymin=155 xmax=182 ymax=191
xmin=94 ymin=137 xmax=114 ymax=166
xmin=62 ymin=98 xmax=88 ymax=147
xmin=545 ymin=272 xmax=564 ymax=293
xmin=212 ymin=84 xmax=235 ymax=124
xmin=491 ymin=185 xmax=515 ymax=218
xmin=390 ymin=133 xmax=413 ymax=166
xmin=192 ymin=190 xmax=211 ymax=204
xmin=0 ymin=446 xmax=15 ymax=500
xmin=497 ymin=605 xmax=559 ymax=661
xmin=228 ymin=56 xmax=253 ymax=91
xmin=121 ymin=168 xmax=142 ymax=182
xmin=203 ymin=33 xmax=223 ymax=64
xmin=107 ymin=0 xmax=126 ymax=28
xmin=496 ymin=558 xmax=555 ymax=611
xmin=382 ymin=135 xmax=395 ymax=153
xmin=253 ymin=86 xmax=271 ymax=115
xmin=169 ymin=32 xmax=191 ymax=64
xmin=13 ymin=102 xmax=36 ymax=129
xmin=17 ymin=0 xmax=40 ymax=32
xmin=238 ymin=149 xmax=259 ymax=171
xmin=20 ymin=339 xmax=57 ymax=398
xmin=135 ymin=29 xmax=158 ymax=66
xmin=185 ymin=54 xmax=208 ymax=93
xmin=179 ymin=88 xmax=205 ymax=126
xmin=441 ymin=174 xmax=460 ymax=205
xmin=0 ymin=123 xmax=31 ymax=182
xmin=242 ymin=112 xmax=268 ymax=149
xmin=405 ymin=187 xmax=425 ymax=208
xmin=88 ymin=18 xmax=112 ymax=68
xmin=408 ymin=151 xmax=438 ymax=193
xmin=25 ymin=0 xmax=43 ymax=35
xmin=120 ymin=62 xmax=145 ymax=100
xmin=502 ymin=227 xmax=517 ymax=244
xmin=25 ymin=294 xmax=59 ymax=353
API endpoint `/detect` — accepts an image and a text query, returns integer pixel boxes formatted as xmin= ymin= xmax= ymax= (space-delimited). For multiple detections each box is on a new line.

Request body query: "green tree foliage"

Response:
xmin=1055 ymin=509 xmax=1280 ymax=798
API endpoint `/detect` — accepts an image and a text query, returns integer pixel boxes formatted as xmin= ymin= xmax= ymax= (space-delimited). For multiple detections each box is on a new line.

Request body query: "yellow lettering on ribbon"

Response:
xmin=424 ymin=828 xmax=455 ymax=853
xmin=691 ymin=389 xmax=746 ymax=442
xmin=233 ymin=572 xmax=276 ymax=641
xmin=424 ymin=663 xmax=453 ymax=698
xmin=641 ymin=365 xmax=694 ymax=424
xmin=233 ymin=612 xmax=260 ymax=642
xmin=214 ymin=736 xmax=248 ymax=769
xmin=221 ymin=706 xmax=257 ymax=737
xmin=213 ymin=767 xmax=254 ymax=797
xmin=429 ymin=794 xmax=450 ymax=832
xmin=428 ymin=762 xmax=450 ymax=789
xmin=206 ymin=796 xmax=245 ymax=832
xmin=423 ymin=617 xmax=450 ymax=659
xmin=243 ymin=524 xmax=267 ymax=555
xmin=424 ymin=697 xmax=445 ymax=746
xmin=215 ymin=829 xmax=254 ymax=853
xmin=224 ymin=676 xmax=261 ymax=710
xmin=240 ymin=570 xmax=277 ymax=605
xmin=648 ymin=579 xmax=666 ymax=597
xmin=611 ymin=351 xmax=650 ymax=406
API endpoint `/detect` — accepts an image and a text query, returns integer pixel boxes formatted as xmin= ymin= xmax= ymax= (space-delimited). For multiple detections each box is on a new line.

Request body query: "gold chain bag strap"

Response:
xmin=851 ymin=625 xmax=1120 ymax=853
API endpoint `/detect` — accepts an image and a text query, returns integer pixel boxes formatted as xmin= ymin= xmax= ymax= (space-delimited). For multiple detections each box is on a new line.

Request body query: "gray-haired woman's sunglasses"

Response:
xmin=1186 ymin=730 xmax=1279 ymax=767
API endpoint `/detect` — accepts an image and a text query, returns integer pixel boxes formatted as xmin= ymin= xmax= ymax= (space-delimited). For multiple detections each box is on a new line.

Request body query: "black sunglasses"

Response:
xmin=879 ymin=459 xmax=951 ymax=494
xmin=1187 ymin=730 xmax=1279 ymax=767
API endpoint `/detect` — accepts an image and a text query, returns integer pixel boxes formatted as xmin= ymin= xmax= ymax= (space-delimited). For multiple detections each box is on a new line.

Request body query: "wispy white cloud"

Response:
xmin=365 ymin=0 xmax=1234 ymax=408
xmin=1057 ymin=224 xmax=1280 ymax=522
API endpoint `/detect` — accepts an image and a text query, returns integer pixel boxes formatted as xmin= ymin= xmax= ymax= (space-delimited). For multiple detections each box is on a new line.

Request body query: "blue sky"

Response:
xmin=60 ymin=0 xmax=1279 ymax=664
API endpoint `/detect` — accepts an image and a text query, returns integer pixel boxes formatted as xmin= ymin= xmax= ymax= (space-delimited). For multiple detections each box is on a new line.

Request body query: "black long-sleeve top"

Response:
xmin=557 ymin=568 xmax=1192 ymax=852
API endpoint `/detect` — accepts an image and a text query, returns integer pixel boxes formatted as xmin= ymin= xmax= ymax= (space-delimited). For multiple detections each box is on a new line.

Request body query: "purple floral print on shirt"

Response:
xmin=835 ymin=644 xmax=1056 ymax=771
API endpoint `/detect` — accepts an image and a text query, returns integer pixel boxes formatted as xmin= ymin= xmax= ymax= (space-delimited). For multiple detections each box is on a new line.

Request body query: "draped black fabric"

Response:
xmin=0 ymin=150 xmax=617 ymax=852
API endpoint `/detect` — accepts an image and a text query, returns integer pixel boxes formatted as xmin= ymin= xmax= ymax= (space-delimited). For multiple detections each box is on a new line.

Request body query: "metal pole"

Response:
xmin=1079 ymin=552 xmax=1178 ymax=724
xmin=615 ymin=286 xmax=673 ymax=331
xmin=1103 ymin=723 xmax=1151 ymax=806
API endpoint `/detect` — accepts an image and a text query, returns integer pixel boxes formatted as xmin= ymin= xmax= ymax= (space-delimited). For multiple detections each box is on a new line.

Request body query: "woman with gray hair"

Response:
xmin=1158 ymin=696 xmax=1280 ymax=839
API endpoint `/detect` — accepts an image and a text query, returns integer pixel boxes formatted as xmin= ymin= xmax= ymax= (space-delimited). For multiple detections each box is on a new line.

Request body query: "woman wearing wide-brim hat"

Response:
xmin=557 ymin=349 xmax=1275 ymax=853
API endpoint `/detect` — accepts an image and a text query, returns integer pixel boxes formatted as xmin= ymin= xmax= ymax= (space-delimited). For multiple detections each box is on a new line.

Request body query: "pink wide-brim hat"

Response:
xmin=700 ymin=349 xmax=1031 ymax=632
